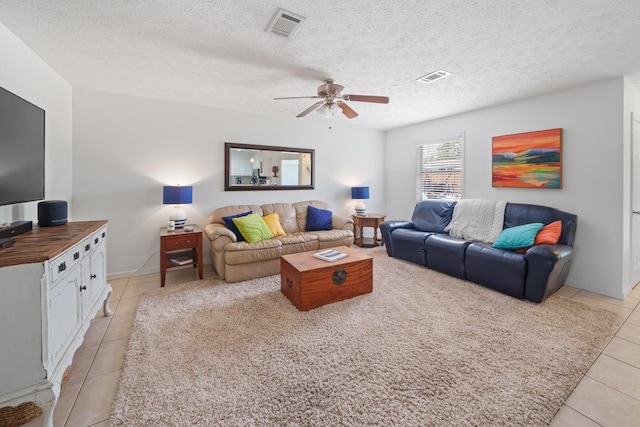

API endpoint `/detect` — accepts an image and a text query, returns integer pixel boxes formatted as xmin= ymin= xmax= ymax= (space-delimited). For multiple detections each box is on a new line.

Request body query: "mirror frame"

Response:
xmin=224 ymin=142 xmax=315 ymax=191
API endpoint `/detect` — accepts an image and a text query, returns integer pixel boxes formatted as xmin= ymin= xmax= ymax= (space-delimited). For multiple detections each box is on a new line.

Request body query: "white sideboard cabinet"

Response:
xmin=0 ymin=221 xmax=112 ymax=427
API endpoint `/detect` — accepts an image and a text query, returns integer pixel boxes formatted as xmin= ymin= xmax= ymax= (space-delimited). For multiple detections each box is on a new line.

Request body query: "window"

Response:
xmin=416 ymin=135 xmax=463 ymax=202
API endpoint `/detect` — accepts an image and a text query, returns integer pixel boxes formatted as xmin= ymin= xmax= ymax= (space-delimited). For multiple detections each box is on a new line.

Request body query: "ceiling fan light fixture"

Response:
xmin=329 ymin=103 xmax=343 ymax=117
xmin=316 ymin=104 xmax=329 ymax=116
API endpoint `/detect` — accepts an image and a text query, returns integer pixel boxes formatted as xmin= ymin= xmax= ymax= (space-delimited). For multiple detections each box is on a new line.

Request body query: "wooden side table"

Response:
xmin=352 ymin=214 xmax=386 ymax=248
xmin=160 ymin=225 xmax=203 ymax=287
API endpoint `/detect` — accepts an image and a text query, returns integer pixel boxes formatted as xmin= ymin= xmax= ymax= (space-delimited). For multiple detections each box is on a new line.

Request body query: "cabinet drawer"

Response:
xmin=91 ymin=227 xmax=107 ymax=247
xmin=50 ymin=244 xmax=83 ymax=283
xmin=82 ymin=226 xmax=107 ymax=254
xmin=165 ymin=235 xmax=198 ymax=250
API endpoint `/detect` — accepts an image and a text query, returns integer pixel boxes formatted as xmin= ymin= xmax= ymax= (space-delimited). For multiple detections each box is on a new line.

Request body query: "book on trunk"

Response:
xmin=312 ymin=249 xmax=348 ymax=262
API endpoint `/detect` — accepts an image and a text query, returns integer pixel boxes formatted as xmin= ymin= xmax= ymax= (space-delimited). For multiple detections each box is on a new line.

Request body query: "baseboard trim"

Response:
xmin=564 ymin=278 xmax=626 ymax=300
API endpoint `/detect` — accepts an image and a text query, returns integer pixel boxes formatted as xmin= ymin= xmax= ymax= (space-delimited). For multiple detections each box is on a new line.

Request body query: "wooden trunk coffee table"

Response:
xmin=280 ymin=246 xmax=373 ymax=311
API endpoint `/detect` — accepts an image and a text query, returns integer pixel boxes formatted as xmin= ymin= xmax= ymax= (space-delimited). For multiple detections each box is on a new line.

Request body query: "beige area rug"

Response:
xmin=109 ymin=250 xmax=623 ymax=426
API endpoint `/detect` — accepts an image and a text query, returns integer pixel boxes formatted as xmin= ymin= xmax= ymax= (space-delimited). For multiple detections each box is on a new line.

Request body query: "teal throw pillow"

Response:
xmin=232 ymin=213 xmax=274 ymax=243
xmin=305 ymin=205 xmax=333 ymax=231
xmin=491 ymin=223 xmax=544 ymax=250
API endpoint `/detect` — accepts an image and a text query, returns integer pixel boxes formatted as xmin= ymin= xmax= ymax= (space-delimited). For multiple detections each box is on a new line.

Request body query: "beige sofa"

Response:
xmin=204 ymin=200 xmax=354 ymax=282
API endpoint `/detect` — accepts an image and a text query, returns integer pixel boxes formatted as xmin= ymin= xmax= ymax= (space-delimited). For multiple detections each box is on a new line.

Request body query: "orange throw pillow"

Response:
xmin=515 ymin=220 xmax=562 ymax=253
xmin=534 ymin=220 xmax=562 ymax=245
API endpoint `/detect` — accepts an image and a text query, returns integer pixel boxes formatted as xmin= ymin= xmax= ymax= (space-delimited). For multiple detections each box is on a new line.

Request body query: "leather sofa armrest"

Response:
xmin=379 ymin=221 xmax=415 ymax=256
xmin=332 ymin=214 xmax=354 ymax=231
xmin=204 ymin=223 xmax=237 ymax=243
xmin=524 ymin=244 xmax=574 ymax=302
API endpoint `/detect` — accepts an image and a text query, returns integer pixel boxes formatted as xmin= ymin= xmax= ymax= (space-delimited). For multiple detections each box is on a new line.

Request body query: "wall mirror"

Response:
xmin=225 ymin=142 xmax=315 ymax=191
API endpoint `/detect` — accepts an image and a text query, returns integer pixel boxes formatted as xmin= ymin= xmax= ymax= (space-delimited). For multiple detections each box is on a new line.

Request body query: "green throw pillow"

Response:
xmin=491 ymin=223 xmax=544 ymax=250
xmin=232 ymin=213 xmax=274 ymax=243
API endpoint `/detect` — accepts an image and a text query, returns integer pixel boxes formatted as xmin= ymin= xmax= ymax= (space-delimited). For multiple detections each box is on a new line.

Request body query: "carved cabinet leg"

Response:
xmin=103 ymin=287 xmax=113 ymax=317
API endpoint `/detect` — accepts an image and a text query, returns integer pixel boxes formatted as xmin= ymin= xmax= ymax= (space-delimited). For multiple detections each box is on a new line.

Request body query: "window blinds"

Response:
xmin=416 ymin=136 xmax=462 ymax=203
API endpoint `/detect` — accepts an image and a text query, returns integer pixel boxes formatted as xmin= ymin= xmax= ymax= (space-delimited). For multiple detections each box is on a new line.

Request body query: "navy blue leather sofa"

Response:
xmin=379 ymin=200 xmax=577 ymax=302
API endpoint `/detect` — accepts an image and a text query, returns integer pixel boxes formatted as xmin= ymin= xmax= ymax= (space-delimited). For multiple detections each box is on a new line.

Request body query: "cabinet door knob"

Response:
xmin=80 ymin=285 xmax=87 ymax=291
xmin=85 ymin=244 xmax=91 ymax=251
xmin=73 ymin=252 xmax=80 ymax=260
xmin=94 ymin=238 xmax=99 ymax=244
xmin=58 ymin=262 xmax=66 ymax=273
xmin=91 ymin=274 xmax=97 ymax=279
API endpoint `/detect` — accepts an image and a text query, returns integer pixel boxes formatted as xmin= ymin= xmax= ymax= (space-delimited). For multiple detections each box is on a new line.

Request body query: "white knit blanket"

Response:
xmin=445 ymin=199 xmax=507 ymax=243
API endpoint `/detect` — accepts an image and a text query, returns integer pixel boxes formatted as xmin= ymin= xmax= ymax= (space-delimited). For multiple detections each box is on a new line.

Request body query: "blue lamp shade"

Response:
xmin=351 ymin=186 xmax=370 ymax=200
xmin=163 ymin=186 xmax=193 ymax=205
xmin=163 ymin=186 xmax=192 ymax=228
xmin=351 ymin=186 xmax=369 ymax=216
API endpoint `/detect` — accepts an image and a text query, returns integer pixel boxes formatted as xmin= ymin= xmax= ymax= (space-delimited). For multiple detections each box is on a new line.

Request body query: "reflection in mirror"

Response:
xmin=224 ymin=143 xmax=315 ymax=191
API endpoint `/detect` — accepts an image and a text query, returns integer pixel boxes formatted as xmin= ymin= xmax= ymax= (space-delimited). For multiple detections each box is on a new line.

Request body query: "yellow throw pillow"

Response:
xmin=232 ymin=213 xmax=274 ymax=243
xmin=262 ymin=213 xmax=287 ymax=237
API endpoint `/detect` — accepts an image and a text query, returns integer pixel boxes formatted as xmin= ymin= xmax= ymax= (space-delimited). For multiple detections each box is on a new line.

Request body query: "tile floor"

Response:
xmin=23 ymin=267 xmax=640 ymax=427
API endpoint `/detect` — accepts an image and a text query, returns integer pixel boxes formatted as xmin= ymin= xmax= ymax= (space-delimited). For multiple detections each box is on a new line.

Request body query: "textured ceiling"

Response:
xmin=2 ymin=0 xmax=640 ymax=130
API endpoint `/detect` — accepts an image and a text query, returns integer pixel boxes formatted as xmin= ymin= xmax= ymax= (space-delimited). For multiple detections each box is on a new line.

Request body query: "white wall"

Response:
xmin=386 ymin=78 xmax=627 ymax=299
xmin=72 ymin=89 xmax=385 ymax=277
xmin=0 ymin=23 xmax=72 ymax=224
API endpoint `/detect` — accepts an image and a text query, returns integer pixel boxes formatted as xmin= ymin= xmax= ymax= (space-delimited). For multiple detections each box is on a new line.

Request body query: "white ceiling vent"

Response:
xmin=266 ymin=8 xmax=306 ymax=38
xmin=416 ymin=70 xmax=451 ymax=84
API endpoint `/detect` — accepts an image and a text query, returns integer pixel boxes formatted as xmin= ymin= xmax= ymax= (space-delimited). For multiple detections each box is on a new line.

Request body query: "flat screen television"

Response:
xmin=0 ymin=86 xmax=45 ymax=206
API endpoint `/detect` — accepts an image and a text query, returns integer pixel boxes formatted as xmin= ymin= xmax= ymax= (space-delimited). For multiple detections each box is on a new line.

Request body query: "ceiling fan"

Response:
xmin=274 ymin=79 xmax=389 ymax=119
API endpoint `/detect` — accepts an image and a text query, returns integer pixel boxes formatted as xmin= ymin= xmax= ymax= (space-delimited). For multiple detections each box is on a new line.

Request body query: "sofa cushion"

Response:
xmin=390 ymin=228 xmax=433 ymax=266
xmin=277 ymin=233 xmax=319 ymax=255
xmin=222 ymin=211 xmax=252 ymax=242
xmin=262 ymin=213 xmax=286 ymax=237
xmin=425 ymin=234 xmax=472 ymax=279
xmin=224 ymin=238 xmax=283 ymax=265
xmin=305 ymin=229 xmax=352 ymax=242
xmin=465 ymin=242 xmax=526 ymax=299
xmin=305 ymin=205 xmax=333 ymax=231
xmin=411 ymin=199 xmax=457 ymax=232
xmin=492 ymin=223 xmax=543 ymax=250
xmin=232 ymin=213 xmax=274 ymax=243
xmin=305 ymin=229 xmax=354 ymax=250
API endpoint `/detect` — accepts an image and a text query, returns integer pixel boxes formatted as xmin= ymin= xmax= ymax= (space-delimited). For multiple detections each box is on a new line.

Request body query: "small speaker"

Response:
xmin=38 ymin=200 xmax=68 ymax=227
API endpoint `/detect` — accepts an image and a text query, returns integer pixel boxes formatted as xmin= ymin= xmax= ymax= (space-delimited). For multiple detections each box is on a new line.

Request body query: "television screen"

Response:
xmin=0 ymin=86 xmax=45 ymax=206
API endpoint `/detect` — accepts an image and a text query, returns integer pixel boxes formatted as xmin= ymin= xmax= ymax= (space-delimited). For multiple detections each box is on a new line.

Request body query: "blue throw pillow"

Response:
xmin=492 ymin=223 xmax=544 ymax=250
xmin=305 ymin=205 xmax=333 ymax=231
xmin=222 ymin=211 xmax=252 ymax=241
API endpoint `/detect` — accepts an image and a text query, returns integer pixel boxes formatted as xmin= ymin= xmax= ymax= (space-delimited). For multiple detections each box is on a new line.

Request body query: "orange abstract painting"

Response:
xmin=492 ymin=128 xmax=562 ymax=188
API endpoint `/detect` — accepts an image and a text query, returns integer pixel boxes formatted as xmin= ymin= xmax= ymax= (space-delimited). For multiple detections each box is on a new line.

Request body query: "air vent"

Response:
xmin=266 ymin=8 xmax=306 ymax=38
xmin=416 ymin=70 xmax=451 ymax=84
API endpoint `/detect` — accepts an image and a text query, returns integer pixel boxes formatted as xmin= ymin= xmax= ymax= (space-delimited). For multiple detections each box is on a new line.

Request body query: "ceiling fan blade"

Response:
xmin=343 ymin=95 xmax=389 ymax=104
xmin=338 ymin=102 xmax=358 ymax=119
xmin=274 ymin=96 xmax=322 ymax=100
xmin=297 ymin=101 xmax=325 ymax=118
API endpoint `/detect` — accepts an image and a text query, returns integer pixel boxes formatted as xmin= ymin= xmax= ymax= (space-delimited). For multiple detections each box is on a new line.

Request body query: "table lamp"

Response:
xmin=351 ymin=186 xmax=369 ymax=216
xmin=163 ymin=185 xmax=192 ymax=228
